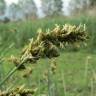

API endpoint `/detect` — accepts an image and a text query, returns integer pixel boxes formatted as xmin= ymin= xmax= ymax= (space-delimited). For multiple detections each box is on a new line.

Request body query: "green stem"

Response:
xmin=0 ymin=44 xmax=14 ymax=89
xmin=0 ymin=61 xmax=24 ymax=87
xmin=47 ymin=59 xmax=51 ymax=96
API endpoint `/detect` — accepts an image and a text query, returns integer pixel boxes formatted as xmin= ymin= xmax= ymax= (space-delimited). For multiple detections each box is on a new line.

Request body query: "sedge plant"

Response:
xmin=0 ymin=24 xmax=88 ymax=95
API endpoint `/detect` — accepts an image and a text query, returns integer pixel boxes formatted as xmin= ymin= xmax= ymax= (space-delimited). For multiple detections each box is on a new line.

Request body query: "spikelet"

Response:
xmin=22 ymin=67 xmax=33 ymax=78
xmin=36 ymin=28 xmax=46 ymax=44
xmin=10 ymin=55 xmax=26 ymax=70
xmin=0 ymin=85 xmax=38 ymax=96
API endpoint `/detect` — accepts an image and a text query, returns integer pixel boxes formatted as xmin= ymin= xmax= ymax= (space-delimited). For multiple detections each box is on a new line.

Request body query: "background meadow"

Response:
xmin=0 ymin=0 xmax=96 ymax=95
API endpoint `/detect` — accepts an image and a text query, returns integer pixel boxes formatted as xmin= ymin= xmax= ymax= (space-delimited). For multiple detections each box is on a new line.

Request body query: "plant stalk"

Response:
xmin=0 ymin=60 xmax=25 ymax=87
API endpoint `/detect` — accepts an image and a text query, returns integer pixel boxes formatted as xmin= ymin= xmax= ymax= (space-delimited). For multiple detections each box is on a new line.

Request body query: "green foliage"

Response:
xmin=0 ymin=16 xmax=96 ymax=96
xmin=9 ymin=3 xmax=22 ymax=20
xmin=42 ymin=0 xmax=63 ymax=16
xmin=18 ymin=0 xmax=37 ymax=18
xmin=52 ymin=0 xmax=63 ymax=16
xmin=69 ymin=0 xmax=96 ymax=14
xmin=69 ymin=0 xmax=88 ymax=15
xmin=0 ymin=16 xmax=96 ymax=51
xmin=89 ymin=0 xmax=96 ymax=7
xmin=0 ymin=21 xmax=87 ymax=91
xmin=1 ymin=49 xmax=96 ymax=96
xmin=0 ymin=0 xmax=6 ymax=14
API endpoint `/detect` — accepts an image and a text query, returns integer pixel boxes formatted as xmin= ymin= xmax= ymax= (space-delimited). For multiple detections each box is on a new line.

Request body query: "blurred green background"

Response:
xmin=0 ymin=0 xmax=96 ymax=96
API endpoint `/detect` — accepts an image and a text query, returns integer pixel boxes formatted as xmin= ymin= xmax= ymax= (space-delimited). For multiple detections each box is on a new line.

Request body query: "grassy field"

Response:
xmin=1 ymin=49 xmax=96 ymax=96
xmin=0 ymin=16 xmax=96 ymax=96
xmin=0 ymin=16 xmax=96 ymax=50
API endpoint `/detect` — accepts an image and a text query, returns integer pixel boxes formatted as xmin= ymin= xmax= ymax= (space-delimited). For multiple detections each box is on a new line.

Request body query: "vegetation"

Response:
xmin=42 ymin=0 xmax=63 ymax=16
xmin=18 ymin=0 xmax=37 ymax=18
xmin=0 ymin=16 xmax=96 ymax=96
xmin=0 ymin=0 xmax=96 ymax=95
xmin=0 ymin=16 xmax=96 ymax=51
xmin=0 ymin=0 xmax=96 ymax=21
xmin=0 ymin=85 xmax=37 ymax=96
xmin=0 ymin=0 xmax=6 ymax=15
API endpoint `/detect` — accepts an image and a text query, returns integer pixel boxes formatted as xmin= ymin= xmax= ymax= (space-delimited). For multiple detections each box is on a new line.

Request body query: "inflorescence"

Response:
xmin=10 ymin=24 xmax=88 ymax=70
xmin=0 ymin=85 xmax=37 ymax=96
